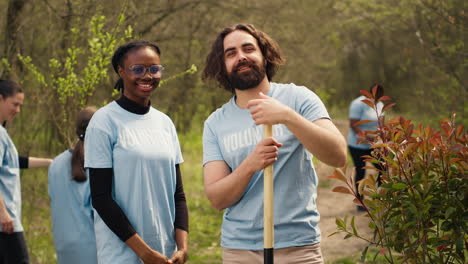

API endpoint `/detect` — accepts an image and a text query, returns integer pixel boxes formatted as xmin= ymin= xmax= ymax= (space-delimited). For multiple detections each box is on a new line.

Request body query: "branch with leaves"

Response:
xmin=329 ymin=87 xmax=467 ymax=263
xmin=17 ymin=14 xmax=133 ymax=148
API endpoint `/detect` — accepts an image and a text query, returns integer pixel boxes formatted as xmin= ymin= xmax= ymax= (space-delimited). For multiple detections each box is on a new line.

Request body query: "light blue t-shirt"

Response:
xmin=84 ymin=102 xmax=183 ymax=263
xmin=0 ymin=126 xmax=22 ymax=232
xmin=203 ymin=83 xmax=330 ymax=250
xmin=48 ymin=149 xmax=97 ymax=264
xmin=347 ymin=95 xmax=384 ymax=149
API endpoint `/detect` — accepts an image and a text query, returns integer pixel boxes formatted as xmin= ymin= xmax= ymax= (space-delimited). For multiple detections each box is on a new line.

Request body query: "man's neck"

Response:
xmin=234 ymin=77 xmax=270 ymax=109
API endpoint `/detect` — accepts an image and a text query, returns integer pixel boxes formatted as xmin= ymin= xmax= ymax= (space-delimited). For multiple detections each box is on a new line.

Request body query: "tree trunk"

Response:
xmin=3 ymin=0 xmax=28 ymax=81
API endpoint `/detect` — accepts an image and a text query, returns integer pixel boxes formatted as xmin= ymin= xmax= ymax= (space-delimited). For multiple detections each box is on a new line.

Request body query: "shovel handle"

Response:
xmin=264 ymin=124 xmax=274 ymax=263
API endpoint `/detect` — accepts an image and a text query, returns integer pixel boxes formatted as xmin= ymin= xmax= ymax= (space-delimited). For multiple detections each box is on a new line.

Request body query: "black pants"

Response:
xmin=0 ymin=232 xmax=30 ymax=264
xmin=348 ymin=146 xmax=381 ymax=199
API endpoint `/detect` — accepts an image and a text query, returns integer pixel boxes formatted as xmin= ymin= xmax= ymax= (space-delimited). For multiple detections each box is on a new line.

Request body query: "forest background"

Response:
xmin=0 ymin=0 xmax=466 ymax=263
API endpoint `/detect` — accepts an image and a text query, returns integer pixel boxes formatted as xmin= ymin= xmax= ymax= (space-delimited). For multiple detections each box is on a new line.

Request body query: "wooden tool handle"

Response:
xmin=263 ymin=125 xmax=274 ymax=263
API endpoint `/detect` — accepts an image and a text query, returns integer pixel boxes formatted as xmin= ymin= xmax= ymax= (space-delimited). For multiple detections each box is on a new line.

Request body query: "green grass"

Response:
xmin=21 ymin=168 xmax=57 ymax=263
xmin=179 ymin=130 xmax=224 ymax=263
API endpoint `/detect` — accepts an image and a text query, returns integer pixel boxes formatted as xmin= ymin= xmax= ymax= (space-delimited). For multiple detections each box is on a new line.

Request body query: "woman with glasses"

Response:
xmin=84 ymin=40 xmax=188 ymax=264
xmin=0 ymin=80 xmax=53 ymax=264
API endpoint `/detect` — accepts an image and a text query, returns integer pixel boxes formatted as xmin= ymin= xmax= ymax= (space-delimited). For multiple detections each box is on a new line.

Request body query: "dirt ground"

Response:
xmin=316 ymin=120 xmax=373 ymax=262
xmin=316 ymin=161 xmax=372 ymax=262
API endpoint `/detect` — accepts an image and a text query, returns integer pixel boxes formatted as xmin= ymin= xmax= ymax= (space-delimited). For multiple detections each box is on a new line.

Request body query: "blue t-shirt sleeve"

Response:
xmin=295 ymin=86 xmax=330 ymax=121
xmin=202 ymin=120 xmax=223 ymax=165
xmin=349 ymin=98 xmax=364 ymax=120
xmin=84 ymin=127 xmax=113 ymax=168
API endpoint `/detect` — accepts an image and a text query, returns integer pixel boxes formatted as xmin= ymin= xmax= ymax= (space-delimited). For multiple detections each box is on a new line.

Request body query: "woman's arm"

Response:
xmin=168 ymin=229 xmax=188 ymax=264
xmin=169 ymin=164 xmax=188 ymax=263
xmin=28 ymin=157 xmax=53 ymax=168
xmin=174 ymin=164 xmax=188 ymax=232
xmin=89 ymin=168 xmax=136 ymax=240
xmin=0 ymin=193 xmax=13 ymax=234
xmin=126 ymin=234 xmax=168 ymax=263
xmin=19 ymin=156 xmax=53 ymax=168
xmin=89 ymin=168 xmax=168 ymax=263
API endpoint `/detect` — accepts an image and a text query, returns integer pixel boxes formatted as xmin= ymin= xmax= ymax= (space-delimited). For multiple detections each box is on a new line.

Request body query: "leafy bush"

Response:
xmin=329 ymin=87 xmax=467 ymax=263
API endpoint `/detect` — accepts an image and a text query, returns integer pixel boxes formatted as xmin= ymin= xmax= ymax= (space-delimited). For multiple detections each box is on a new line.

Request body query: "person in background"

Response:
xmin=85 ymin=40 xmax=188 ymax=264
xmin=347 ymin=83 xmax=384 ymax=211
xmin=0 ymin=79 xmax=53 ymax=264
xmin=202 ymin=23 xmax=347 ymax=264
xmin=48 ymin=106 xmax=98 ymax=264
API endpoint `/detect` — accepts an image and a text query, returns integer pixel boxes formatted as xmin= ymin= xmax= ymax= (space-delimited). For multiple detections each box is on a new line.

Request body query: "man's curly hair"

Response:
xmin=202 ymin=24 xmax=286 ymax=93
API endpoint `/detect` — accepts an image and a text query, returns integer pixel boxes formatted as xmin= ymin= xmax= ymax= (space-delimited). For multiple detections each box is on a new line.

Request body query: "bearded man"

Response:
xmin=202 ymin=24 xmax=347 ymax=264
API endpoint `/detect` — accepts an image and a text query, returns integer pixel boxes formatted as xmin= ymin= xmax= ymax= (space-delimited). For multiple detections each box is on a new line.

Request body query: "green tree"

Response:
xmin=18 ymin=14 xmax=132 ymax=148
xmin=2 ymin=0 xmax=29 ymax=80
xmin=330 ymin=0 xmax=466 ymax=123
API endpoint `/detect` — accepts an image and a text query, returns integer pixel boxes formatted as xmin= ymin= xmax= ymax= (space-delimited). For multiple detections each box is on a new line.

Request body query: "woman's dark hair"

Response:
xmin=0 ymin=80 xmax=24 ymax=127
xmin=71 ymin=106 xmax=97 ymax=182
xmin=111 ymin=40 xmax=161 ymax=92
xmin=202 ymin=23 xmax=286 ymax=93
xmin=0 ymin=79 xmax=23 ymax=99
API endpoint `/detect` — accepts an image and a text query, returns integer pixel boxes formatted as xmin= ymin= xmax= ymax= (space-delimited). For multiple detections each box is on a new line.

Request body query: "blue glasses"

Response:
xmin=128 ymin=65 xmax=165 ymax=78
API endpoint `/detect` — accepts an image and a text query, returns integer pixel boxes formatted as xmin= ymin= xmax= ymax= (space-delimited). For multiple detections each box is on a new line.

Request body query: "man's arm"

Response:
xmin=284 ymin=114 xmax=347 ymax=167
xmin=0 ymin=193 xmax=14 ymax=234
xmin=248 ymin=92 xmax=347 ymax=168
xmin=204 ymin=137 xmax=282 ymax=211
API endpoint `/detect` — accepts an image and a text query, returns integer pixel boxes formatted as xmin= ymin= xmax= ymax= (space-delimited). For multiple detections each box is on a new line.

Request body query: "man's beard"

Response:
xmin=227 ymin=60 xmax=266 ymax=91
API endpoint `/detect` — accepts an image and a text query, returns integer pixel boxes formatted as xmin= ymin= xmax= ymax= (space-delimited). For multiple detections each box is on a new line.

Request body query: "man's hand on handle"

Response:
xmin=247 ymin=92 xmax=293 ymax=126
xmin=244 ymin=137 xmax=282 ymax=172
